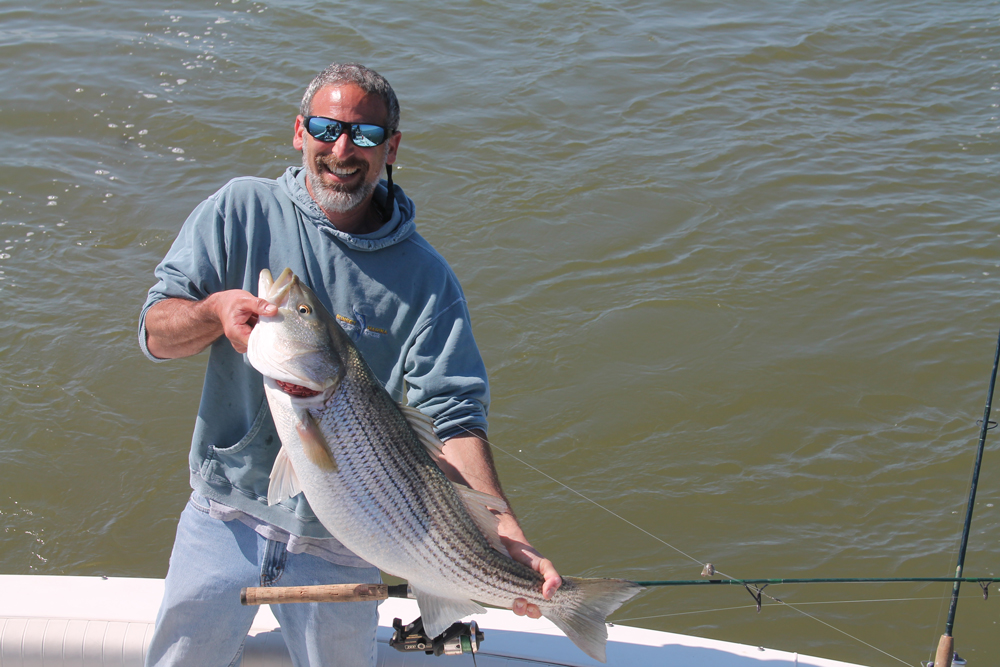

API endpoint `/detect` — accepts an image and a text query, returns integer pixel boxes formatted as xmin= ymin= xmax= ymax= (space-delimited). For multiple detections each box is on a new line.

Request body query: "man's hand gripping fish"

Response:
xmin=246 ymin=268 xmax=642 ymax=662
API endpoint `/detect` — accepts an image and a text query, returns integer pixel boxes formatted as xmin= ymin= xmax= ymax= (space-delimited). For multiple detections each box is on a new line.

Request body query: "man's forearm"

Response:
xmin=144 ymin=297 xmax=224 ymax=359
xmin=144 ymin=290 xmax=278 ymax=359
xmin=439 ymin=429 xmax=562 ymax=604
xmin=438 ymin=431 xmax=506 ymax=500
xmin=438 ymin=430 xmax=528 ymax=540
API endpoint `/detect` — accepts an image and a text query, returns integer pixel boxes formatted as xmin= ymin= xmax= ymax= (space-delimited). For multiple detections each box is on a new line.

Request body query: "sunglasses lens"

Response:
xmin=351 ymin=124 xmax=386 ymax=147
xmin=306 ymin=117 xmax=387 ymax=147
xmin=307 ymin=117 xmax=343 ymax=142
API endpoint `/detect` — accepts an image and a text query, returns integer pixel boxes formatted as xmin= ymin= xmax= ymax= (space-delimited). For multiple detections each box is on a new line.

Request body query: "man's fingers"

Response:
xmin=214 ymin=291 xmax=278 ymax=353
xmin=256 ymin=298 xmax=278 ymax=316
xmin=505 ymin=545 xmax=562 ymax=602
xmin=512 ymin=598 xmax=542 ymax=618
xmin=538 ymin=559 xmax=562 ymax=600
xmin=511 ymin=558 xmax=561 ymax=614
xmin=227 ymin=321 xmax=253 ymax=353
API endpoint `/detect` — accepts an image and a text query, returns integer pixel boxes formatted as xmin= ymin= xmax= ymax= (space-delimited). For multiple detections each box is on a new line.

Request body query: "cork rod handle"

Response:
xmin=241 ymin=583 xmax=389 ymax=606
xmin=934 ymin=634 xmax=953 ymax=667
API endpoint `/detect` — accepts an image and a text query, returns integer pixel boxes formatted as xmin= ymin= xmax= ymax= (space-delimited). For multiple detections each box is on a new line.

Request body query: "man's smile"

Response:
xmin=318 ymin=159 xmax=365 ymax=187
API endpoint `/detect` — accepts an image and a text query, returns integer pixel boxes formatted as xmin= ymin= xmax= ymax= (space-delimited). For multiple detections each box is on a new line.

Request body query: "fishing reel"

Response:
xmin=389 ymin=616 xmax=484 ymax=656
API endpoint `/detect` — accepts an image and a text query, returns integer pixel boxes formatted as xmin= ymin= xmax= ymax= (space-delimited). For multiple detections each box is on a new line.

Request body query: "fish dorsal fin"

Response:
xmin=397 ymin=403 xmax=510 ymax=556
xmin=268 ymin=446 xmax=302 ymax=506
xmin=453 ymin=484 xmax=510 ymax=557
xmin=410 ymin=586 xmax=486 ymax=639
xmin=398 ymin=404 xmax=445 ymax=462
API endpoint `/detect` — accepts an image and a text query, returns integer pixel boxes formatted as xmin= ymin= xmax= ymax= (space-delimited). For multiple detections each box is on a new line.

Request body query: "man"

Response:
xmin=139 ymin=63 xmax=560 ymax=667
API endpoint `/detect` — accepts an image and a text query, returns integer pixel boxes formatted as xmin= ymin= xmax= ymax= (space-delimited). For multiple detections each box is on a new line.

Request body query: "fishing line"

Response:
xmin=485 ymin=438 xmax=706 ymax=568
xmin=677 ymin=580 xmax=914 ymax=666
xmin=613 ymin=593 xmax=915 ymax=665
xmin=455 ymin=424 xmax=713 ymax=574
xmin=748 ymin=599 xmax=912 ymax=667
xmin=616 ymin=603 xmax=767 ymax=622
xmin=473 ymin=429 xmax=914 ymax=664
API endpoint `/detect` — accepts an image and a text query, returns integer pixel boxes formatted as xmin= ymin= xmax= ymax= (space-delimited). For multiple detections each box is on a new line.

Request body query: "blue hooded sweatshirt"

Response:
xmin=139 ymin=166 xmax=490 ymax=539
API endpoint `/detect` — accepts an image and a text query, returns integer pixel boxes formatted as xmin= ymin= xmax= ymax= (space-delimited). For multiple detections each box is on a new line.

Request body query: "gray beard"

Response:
xmin=303 ymin=154 xmax=381 ymax=215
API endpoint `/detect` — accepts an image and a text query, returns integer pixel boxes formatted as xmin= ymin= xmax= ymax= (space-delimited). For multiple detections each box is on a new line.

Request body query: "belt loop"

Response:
xmin=260 ymin=538 xmax=288 ymax=587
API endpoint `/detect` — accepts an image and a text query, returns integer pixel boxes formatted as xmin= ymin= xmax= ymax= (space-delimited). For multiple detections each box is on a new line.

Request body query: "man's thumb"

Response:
xmin=258 ymin=299 xmax=278 ymax=316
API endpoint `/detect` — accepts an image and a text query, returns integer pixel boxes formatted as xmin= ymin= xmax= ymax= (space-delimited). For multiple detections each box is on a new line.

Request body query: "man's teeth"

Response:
xmin=327 ymin=166 xmax=358 ymax=176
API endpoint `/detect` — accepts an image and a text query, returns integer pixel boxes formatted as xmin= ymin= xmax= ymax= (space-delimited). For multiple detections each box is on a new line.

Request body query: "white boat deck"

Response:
xmin=0 ymin=575 xmax=868 ymax=667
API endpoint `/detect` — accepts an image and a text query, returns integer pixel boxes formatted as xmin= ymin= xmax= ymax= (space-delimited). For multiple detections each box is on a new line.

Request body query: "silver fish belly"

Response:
xmin=247 ymin=268 xmax=642 ymax=662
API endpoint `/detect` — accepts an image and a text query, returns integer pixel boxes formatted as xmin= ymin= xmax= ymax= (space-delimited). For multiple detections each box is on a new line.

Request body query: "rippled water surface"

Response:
xmin=2 ymin=2 xmax=999 ymax=665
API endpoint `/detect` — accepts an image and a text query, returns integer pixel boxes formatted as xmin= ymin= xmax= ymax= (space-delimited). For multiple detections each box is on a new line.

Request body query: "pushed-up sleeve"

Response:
xmin=405 ymin=296 xmax=490 ymax=441
xmin=137 ymin=196 xmax=229 ymax=361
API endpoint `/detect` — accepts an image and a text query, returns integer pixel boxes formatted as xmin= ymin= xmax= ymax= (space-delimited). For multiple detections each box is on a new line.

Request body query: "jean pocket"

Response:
xmin=200 ymin=399 xmax=278 ymax=496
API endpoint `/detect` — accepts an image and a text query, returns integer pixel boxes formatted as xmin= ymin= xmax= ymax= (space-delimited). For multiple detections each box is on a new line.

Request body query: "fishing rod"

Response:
xmin=932 ymin=324 xmax=1000 ymax=667
xmin=636 ymin=577 xmax=1000 ymax=588
xmin=240 ymin=573 xmax=998 ymax=659
xmin=241 ymin=577 xmax=1000 ymax=605
xmin=243 ymin=576 xmax=1000 ymax=617
xmin=635 ymin=575 xmax=998 ymax=613
xmin=240 ymin=583 xmax=483 ymax=657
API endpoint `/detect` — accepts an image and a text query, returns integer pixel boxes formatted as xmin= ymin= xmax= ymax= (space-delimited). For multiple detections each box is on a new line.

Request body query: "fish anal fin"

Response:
xmin=543 ymin=577 xmax=645 ymax=663
xmin=398 ymin=404 xmax=445 ymax=462
xmin=296 ymin=410 xmax=337 ymax=471
xmin=452 ymin=484 xmax=510 ymax=557
xmin=267 ymin=446 xmax=302 ymax=506
xmin=411 ymin=586 xmax=485 ymax=639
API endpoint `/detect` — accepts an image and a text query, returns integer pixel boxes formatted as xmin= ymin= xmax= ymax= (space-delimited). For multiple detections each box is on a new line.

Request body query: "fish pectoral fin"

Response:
xmin=397 ymin=404 xmax=445 ymax=462
xmin=452 ymin=484 xmax=511 ymax=557
xmin=267 ymin=446 xmax=302 ymax=506
xmin=296 ymin=409 xmax=337 ymax=472
xmin=410 ymin=587 xmax=486 ymax=639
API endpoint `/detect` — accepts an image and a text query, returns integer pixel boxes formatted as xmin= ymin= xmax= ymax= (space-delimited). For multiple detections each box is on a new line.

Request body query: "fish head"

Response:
xmin=247 ymin=268 xmax=344 ymax=403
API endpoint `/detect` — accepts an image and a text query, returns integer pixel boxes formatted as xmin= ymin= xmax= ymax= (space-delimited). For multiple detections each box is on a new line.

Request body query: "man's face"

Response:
xmin=293 ymin=84 xmax=400 ymax=217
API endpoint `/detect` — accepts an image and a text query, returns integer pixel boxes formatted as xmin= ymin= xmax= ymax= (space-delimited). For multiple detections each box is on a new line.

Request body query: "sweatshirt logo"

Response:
xmin=336 ymin=307 xmax=387 ymax=341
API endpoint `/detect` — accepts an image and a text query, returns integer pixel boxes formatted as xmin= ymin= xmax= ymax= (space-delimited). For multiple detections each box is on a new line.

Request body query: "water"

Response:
xmin=2 ymin=1 xmax=999 ymax=664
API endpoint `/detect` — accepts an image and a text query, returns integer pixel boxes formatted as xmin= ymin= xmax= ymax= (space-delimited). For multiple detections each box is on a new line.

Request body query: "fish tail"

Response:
xmin=544 ymin=577 xmax=644 ymax=663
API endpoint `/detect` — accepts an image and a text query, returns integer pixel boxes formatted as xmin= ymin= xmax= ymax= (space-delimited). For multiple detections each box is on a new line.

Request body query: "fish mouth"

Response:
xmin=261 ymin=267 xmax=296 ymax=305
xmin=274 ymin=380 xmax=322 ymax=398
xmin=251 ymin=268 xmax=342 ymax=405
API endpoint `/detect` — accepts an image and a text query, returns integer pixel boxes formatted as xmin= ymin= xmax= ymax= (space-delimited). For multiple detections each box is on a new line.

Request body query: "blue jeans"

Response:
xmin=145 ymin=495 xmax=381 ymax=667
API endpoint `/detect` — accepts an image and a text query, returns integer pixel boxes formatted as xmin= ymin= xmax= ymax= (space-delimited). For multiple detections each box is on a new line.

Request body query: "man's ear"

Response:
xmin=293 ymin=115 xmax=306 ymax=151
xmin=385 ymin=131 xmax=402 ymax=165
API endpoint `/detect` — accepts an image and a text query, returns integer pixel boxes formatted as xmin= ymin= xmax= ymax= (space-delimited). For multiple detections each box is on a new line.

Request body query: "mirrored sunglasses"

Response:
xmin=304 ymin=116 xmax=388 ymax=148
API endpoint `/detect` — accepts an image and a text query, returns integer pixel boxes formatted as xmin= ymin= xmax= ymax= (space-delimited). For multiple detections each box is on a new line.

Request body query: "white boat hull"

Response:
xmin=0 ymin=575 xmax=868 ymax=667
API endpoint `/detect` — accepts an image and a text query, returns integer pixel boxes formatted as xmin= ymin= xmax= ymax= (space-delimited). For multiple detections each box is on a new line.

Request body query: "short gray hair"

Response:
xmin=299 ymin=63 xmax=400 ymax=135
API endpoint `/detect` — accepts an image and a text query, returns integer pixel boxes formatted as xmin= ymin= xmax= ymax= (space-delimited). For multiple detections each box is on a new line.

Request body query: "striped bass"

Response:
xmin=246 ymin=268 xmax=643 ymax=662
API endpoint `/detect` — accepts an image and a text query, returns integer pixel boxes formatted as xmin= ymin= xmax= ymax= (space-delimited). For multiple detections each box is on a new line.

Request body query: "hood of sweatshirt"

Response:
xmin=279 ymin=166 xmax=417 ymax=252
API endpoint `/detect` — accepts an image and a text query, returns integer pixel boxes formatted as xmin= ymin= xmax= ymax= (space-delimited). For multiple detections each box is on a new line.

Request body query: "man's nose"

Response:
xmin=330 ymin=132 xmax=357 ymax=159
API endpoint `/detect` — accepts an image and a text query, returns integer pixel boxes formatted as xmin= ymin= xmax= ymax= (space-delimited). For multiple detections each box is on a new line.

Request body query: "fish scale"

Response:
xmin=247 ymin=268 xmax=643 ymax=662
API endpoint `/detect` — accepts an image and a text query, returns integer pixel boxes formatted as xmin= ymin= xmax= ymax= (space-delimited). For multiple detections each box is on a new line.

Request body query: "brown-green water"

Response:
xmin=2 ymin=2 xmax=999 ymax=665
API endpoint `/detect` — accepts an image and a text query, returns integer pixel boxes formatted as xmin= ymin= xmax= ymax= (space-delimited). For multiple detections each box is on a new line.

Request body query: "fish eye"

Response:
xmin=297 ymin=304 xmax=312 ymax=315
